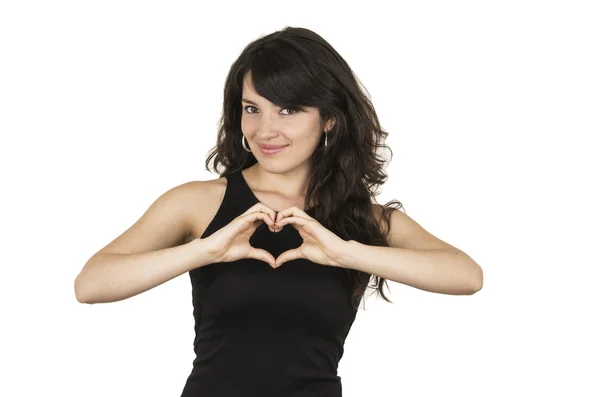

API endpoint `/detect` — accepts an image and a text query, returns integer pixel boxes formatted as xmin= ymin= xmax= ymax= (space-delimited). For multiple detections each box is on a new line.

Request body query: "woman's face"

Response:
xmin=240 ymin=75 xmax=331 ymax=169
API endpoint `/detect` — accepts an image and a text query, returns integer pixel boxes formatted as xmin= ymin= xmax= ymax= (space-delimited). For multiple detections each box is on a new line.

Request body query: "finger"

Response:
xmin=275 ymin=206 xmax=312 ymax=223
xmin=275 ymin=216 xmax=310 ymax=230
xmin=248 ymin=247 xmax=276 ymax=268
xmin=243 ymin=202 xmax=277 ymax=222
xmin=242 ymin=212 xmax=274 ymax=230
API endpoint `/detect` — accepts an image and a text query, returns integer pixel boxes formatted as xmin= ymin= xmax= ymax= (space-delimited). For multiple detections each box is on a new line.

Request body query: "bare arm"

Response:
xmin=74 ymin=237 xmax=216 ymax=304
xmin=334 ymin=206 xmax=483 ymax=295
xmin=335 ymin=242 xmax=482 ymax=295
xmin=73 ymin=180 xmax=216 ymax=304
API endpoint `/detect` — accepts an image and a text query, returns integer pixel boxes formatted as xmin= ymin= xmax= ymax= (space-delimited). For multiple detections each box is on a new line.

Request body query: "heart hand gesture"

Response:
xmin=203 ymin=203 xmax=348 ymax=269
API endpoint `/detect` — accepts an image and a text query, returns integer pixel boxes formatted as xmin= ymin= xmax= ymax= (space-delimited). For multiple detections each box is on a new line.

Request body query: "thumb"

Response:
xmin=248 ymin=247 xmax=276 ymax=268
xmin=275 ymin=248 xmax=301 ymax=268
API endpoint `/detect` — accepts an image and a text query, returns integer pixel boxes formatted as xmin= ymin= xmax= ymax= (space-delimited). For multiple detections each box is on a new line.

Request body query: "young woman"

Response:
xmin=75 ymin=26 xmax=483 ymax=397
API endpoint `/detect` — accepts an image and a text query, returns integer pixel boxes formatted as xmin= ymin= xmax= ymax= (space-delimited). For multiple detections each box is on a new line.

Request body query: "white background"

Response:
xmin=1 ymin=1 xmax=598 ymax=396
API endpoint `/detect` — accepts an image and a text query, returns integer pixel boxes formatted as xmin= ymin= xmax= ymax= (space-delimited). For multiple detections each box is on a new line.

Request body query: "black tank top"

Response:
xmin=180 ymin=169 xmax=359 ymax=397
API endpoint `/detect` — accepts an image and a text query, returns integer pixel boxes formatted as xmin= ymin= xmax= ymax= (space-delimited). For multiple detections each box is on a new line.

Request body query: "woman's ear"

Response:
xmin=325 ymin=118 xmax=336 ymax=132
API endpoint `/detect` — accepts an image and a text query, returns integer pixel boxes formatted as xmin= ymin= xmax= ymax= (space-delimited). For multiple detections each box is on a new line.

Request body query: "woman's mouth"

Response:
xmin=258 ymin=144 xmax=288 ymax=155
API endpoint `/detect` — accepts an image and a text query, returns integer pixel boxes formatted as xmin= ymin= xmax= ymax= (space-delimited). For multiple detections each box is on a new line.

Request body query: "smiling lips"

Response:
xmin=258 ymin=144 xmax=288 ymax=155
xmin=259 ymin=144 xmax=288 ymax=149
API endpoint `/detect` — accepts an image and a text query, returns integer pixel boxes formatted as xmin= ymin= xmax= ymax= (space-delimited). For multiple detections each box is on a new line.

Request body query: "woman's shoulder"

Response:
xmin=182 ymin=175 xmax=227 ymax=193
xmin=179 ymin=175 xmax=228 ymax=243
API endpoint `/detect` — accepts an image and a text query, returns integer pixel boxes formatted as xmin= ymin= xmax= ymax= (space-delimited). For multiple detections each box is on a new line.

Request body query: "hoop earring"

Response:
xmin=241 ymin=135 xmax=252 ymax=152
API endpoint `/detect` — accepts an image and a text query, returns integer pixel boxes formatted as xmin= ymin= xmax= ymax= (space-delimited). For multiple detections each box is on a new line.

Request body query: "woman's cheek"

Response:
xmin=240 ymin=118 xmax=255 ymax=134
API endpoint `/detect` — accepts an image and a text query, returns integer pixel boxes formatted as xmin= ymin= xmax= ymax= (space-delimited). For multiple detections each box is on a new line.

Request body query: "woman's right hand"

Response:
xmin=204 ymin=202 xmax=278 ymax=268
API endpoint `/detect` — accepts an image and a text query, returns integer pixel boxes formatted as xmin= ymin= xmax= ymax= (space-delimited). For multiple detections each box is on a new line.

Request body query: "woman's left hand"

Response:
xmin=273 ymin=206 xmax=348 ymax=268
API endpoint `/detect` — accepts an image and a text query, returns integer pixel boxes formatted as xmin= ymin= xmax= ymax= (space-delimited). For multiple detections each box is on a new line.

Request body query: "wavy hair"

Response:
xmin=205 ymin=26 xmax=404 ymax=310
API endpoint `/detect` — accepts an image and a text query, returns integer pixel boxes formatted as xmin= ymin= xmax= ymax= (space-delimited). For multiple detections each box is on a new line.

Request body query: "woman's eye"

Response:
xmin=243 ymin=105 xmax=299 ymax=115
xmin=281 ymin=107 xmax=298 ymax=115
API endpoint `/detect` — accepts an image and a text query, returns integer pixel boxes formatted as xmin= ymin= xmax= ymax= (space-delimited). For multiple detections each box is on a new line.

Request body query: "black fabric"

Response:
xmin=180 ymin=169 xmax=358 ymax=397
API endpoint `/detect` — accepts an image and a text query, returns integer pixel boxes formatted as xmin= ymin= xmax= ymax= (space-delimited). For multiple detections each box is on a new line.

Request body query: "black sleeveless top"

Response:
xmin=180 ymin=169 xmax=359 ymax=397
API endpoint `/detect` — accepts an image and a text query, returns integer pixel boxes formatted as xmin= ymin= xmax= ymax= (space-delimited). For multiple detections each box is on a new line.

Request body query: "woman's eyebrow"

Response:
xmin=241 ymin=98 xmax=302 ymax=111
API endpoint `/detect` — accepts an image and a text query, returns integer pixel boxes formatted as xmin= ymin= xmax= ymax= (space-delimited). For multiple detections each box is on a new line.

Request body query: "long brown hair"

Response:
xmin=205 ymin=26 xmax=404 ymax=310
